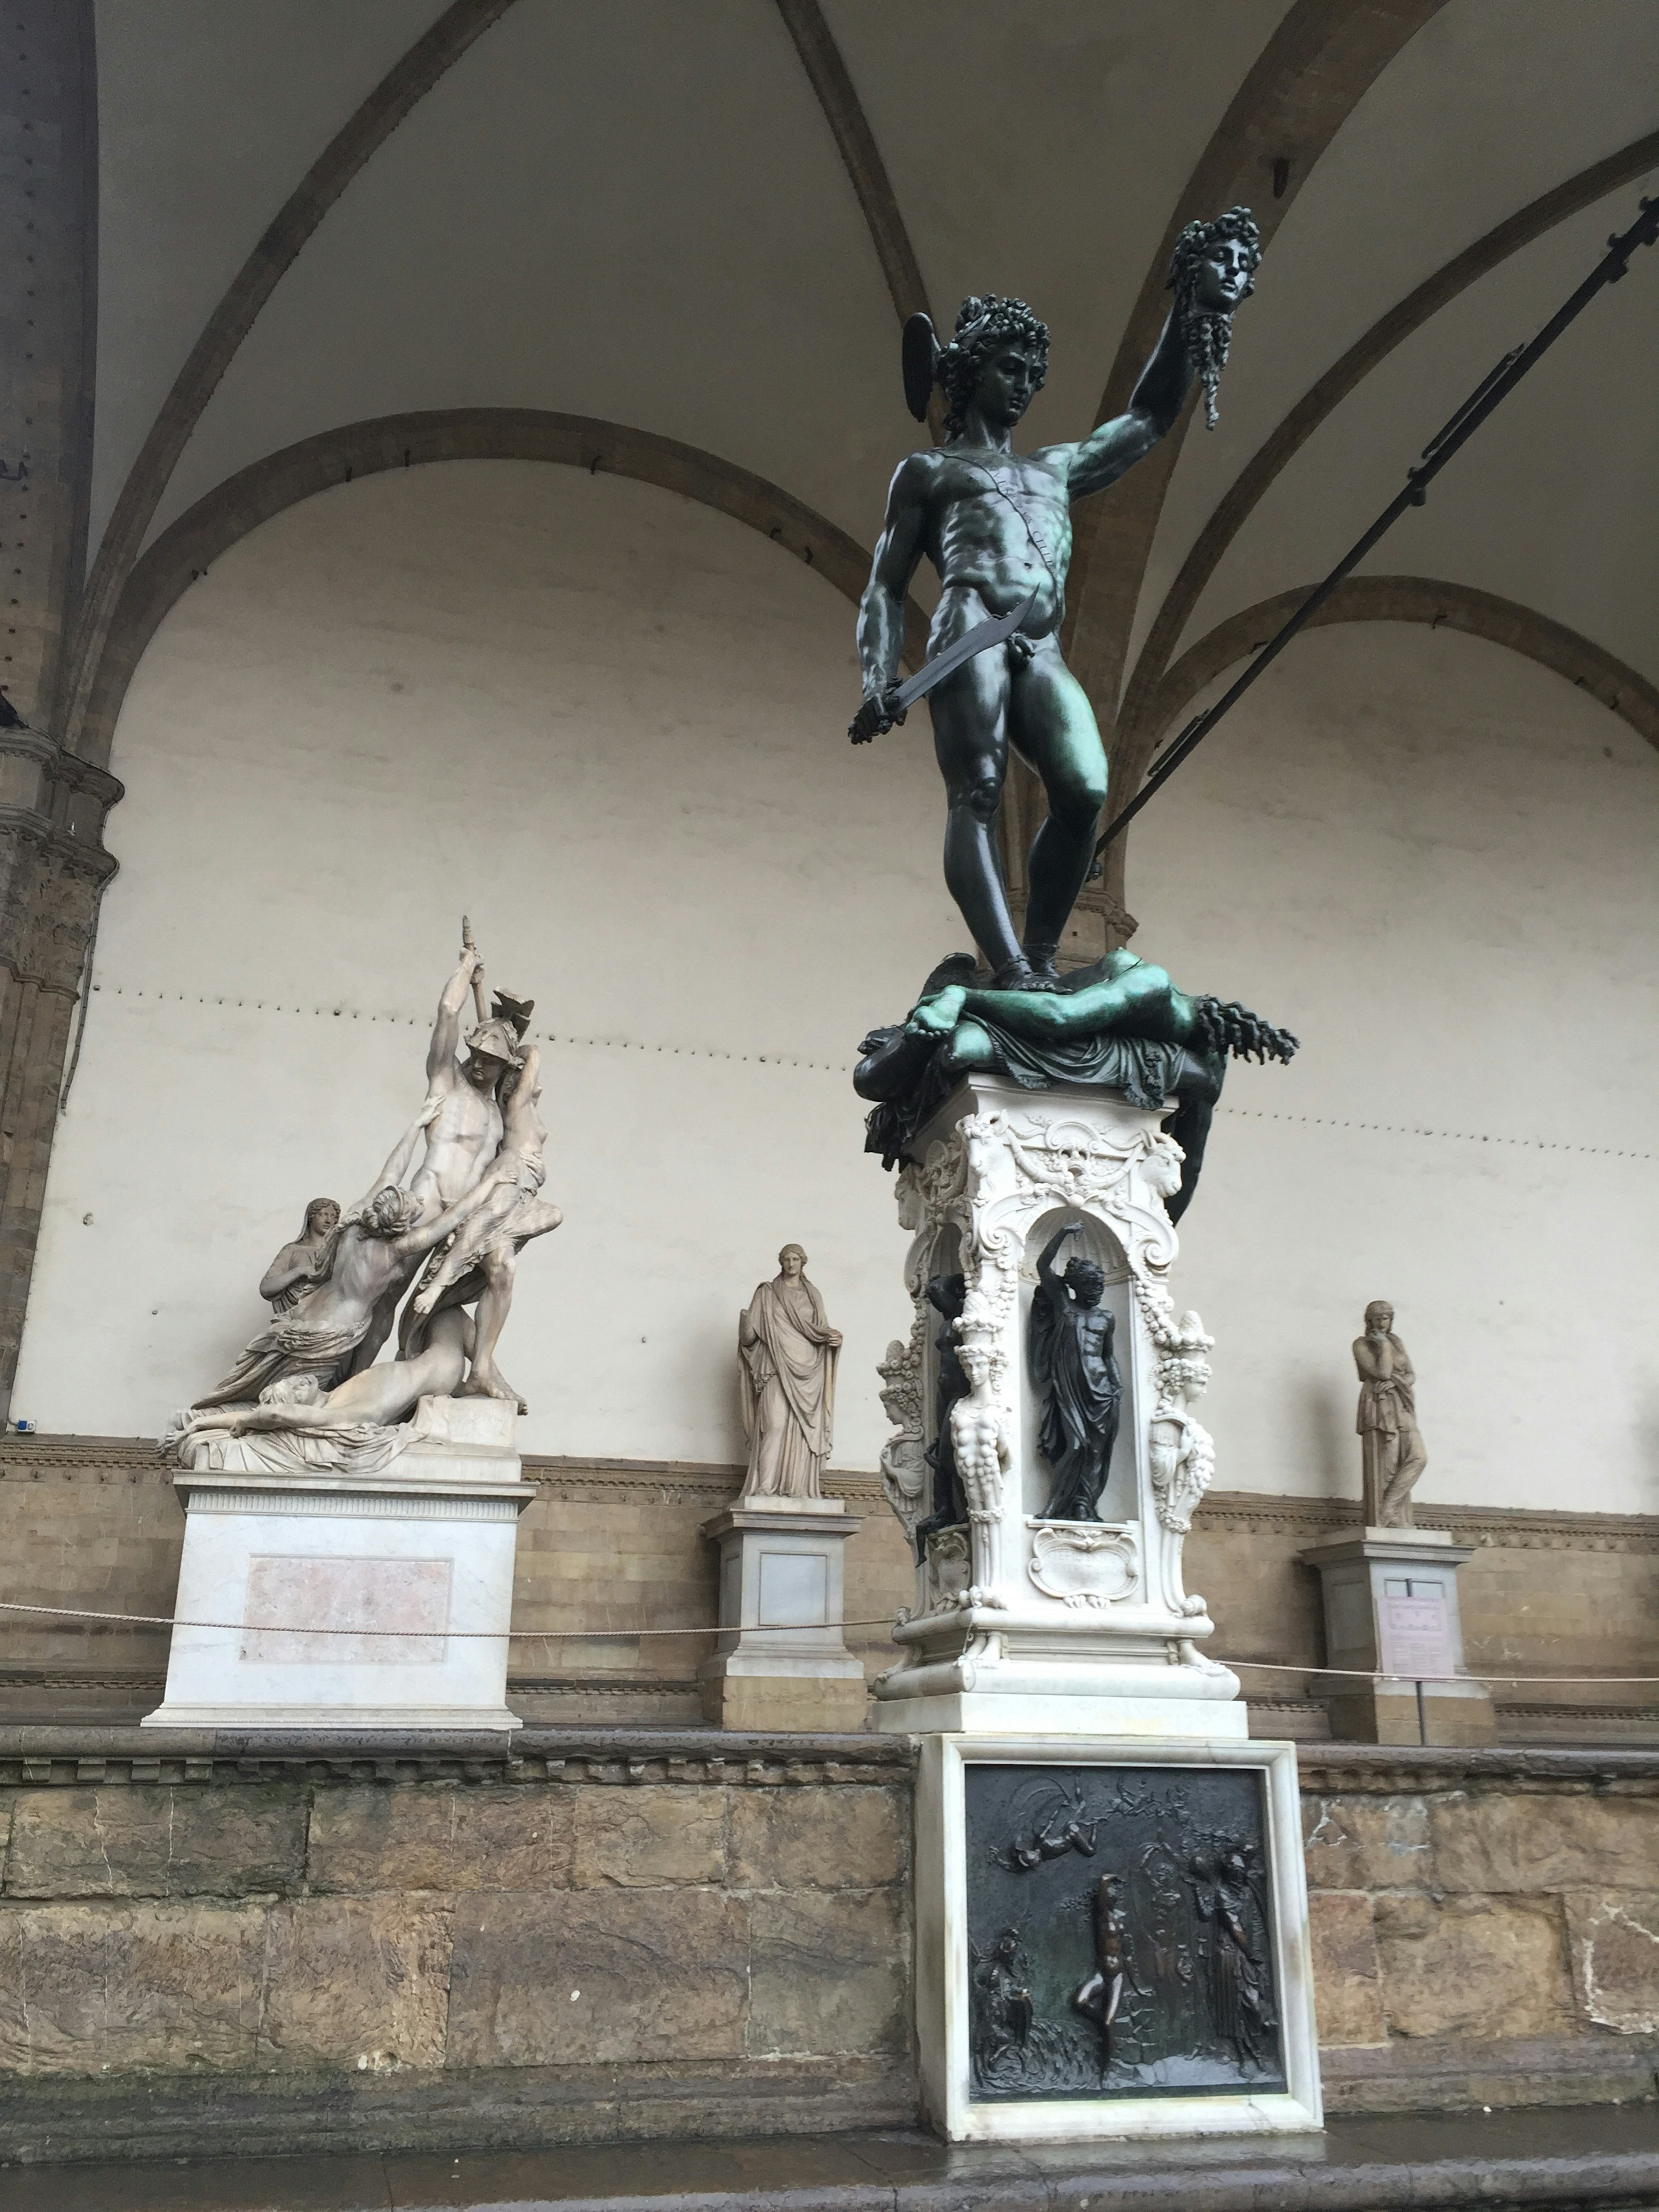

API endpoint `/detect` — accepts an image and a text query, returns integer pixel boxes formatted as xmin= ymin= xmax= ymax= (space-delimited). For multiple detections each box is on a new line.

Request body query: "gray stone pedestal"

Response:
xmin=1299 ymin=1529 xmax=1494 ymax=1745
xmin=698 ymin=1499 xmax=866 ymax=1731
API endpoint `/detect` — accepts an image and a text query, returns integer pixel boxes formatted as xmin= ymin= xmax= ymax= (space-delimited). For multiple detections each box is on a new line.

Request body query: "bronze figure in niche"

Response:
xmin=849 ymin=213 xmax=1260 ymax=986
xmin=964 ymin=1762 xmax=1283 ymax=2102
xmin=915 ymin=1270 xmax=969 ymax=1552
xmin=1030 ymin=1223 xmax=1121 ymax=1521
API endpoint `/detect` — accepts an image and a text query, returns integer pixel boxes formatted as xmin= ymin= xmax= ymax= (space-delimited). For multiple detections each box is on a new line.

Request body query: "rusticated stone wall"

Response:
xmin=0 ymin=1735 xmax=1651 ymax=2163
xmin=0 ymin=1728 xmax=915 ymax=2163
xmin=1301 ymin=1746 xmax=1659 ymax=2114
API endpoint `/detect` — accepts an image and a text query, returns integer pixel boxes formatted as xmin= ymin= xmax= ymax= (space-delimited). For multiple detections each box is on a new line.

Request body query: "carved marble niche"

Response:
xmin=872 ymin=1074 xmax=1241 ymax=1739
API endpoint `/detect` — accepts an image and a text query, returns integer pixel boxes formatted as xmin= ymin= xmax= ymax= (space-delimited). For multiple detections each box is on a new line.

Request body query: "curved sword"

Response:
xmin=891 ymin=589 xmax=1039 ymax=714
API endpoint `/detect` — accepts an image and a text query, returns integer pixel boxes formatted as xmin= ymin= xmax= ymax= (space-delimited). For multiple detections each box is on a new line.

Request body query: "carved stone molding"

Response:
xmin=1026 ymin=1522 xmax=1138 ymax=1608
xmin=0 ymin=1724 xmax=914 ymax=1791
xmin=1195 ymin=1488 xmax=1659 ymax=1556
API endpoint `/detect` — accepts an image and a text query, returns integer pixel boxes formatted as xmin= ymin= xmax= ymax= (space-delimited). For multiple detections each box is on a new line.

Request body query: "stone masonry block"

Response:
xmin=728 ymin=1785 xmax=906 ymax=1893
xmin=258 ymin=1897 xmax=453 ymax=2071
xmin=1564 ymin=1889 xmax=1659 ymax=2034
xmin=1308 ymin=1891 xmax=1388 ymax=2049
xmin=0 ymin=1901 xmax=263 ymax=2075
xmin=1428 ymin=1789 xmax=1659 ymax=1894
xmin=747 ymin=1886 xmax=908 ymax=2058
xmin=446 ymin=1888 xmax=747 ymax=2066
xmin=1373 ymin=1892 xmax=1574 ymax=2040
xmin=572 ymin=1784 xmax=725 ymax=1888
xmin=306 ymin=1784 xmax=573 ymax=1894
xmin=5 ymin=1787 xmax=307 ymax=1898
xmin=1302 ymin=1793 xmax=1431 ymax=1894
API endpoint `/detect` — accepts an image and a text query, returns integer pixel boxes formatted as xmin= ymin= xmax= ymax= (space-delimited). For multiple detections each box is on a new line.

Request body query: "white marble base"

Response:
xmin=143 ymin=1395 xmax=533 ymax=1734
xmin=915 ymin=1733 xmax=1322 ymax=2143
xmin=874 ymin=1077 xmax=1245 ymax=1743
xmin=874 ymin=1691 xmax=1249 ymax=1740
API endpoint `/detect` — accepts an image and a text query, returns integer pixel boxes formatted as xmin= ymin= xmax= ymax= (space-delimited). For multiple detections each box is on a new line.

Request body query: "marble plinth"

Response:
xmin=915 ymin=1734 xmax=1321 ymax=2142
xmin=698 ymin=1498 xmax=866 ymax=1731
xmin=142 ymin=1396 xmax=533 ymax=1732
xmin=1299 ymin=1528 xmax=1495 ymax=1746
xmin=873 ymin=1075 xmax=1240 ymax=1738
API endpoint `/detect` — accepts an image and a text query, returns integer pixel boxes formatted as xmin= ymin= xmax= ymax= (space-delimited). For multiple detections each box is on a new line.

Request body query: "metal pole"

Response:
xmin=1095 ymin=192 xmax=1659 ymax=855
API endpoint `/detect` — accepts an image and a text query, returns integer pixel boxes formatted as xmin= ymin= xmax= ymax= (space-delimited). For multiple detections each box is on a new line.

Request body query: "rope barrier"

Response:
xmin=2 ymin=1599 xmax=1655 ymax=1686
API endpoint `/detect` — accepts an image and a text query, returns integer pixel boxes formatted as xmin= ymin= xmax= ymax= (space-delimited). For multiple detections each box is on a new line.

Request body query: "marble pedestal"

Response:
xmin=698 ymin=1498 xmax=866 ymax=1731
xmin=872 ymin=1075 xmax=1242 ymax=1741
xmin=1300 ymin=1528 xmax=1494 ymax=1746
xmin=143 ymin=1397 xmax=533 ymax=1732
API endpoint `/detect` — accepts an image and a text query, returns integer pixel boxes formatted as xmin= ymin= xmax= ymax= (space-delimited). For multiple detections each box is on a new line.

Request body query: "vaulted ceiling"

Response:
xmin=67 ymin=0 xmax=1659 ymax=813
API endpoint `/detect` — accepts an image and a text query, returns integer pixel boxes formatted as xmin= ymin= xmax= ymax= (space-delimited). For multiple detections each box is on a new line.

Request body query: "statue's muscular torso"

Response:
xmin=896 ymin=445 xmax=1074 ymax=639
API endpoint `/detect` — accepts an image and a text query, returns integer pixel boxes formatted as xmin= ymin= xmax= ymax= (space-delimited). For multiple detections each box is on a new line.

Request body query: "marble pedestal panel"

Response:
xmin=872 ymin=1076 xmax=1242 ymax=1741
xmin=698 ymin=1499 xmax=866 ymax=1732
xmin=1299 ymin=1528 xmax=1495 ymax=1746
xmin=915 ymin=1734 xmax=1321 ymax=2143
xmin=143 ymin=1397 xmax=533 ymax=1732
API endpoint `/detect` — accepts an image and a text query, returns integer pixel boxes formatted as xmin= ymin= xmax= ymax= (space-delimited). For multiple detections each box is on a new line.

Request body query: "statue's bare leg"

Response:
xmin=1009 ymin=641 xmax=1107 ymax=976
xmin=457 ymin=1244 xmax=524 ymax=1409
xmin=927 ymin=606 xmax=1026 ymax=981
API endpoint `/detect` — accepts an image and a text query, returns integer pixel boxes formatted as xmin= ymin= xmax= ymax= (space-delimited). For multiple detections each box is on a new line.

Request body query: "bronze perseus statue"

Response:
xmin=851 ymin=210 xmax=1261 ymax=988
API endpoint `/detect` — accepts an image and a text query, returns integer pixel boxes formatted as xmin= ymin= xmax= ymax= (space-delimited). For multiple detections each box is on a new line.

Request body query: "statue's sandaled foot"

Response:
xmin=458 ymin=1365 xmax=527 ymax=1415
xmin=990 ymin=957 xmax=1057 ymax=993
xmin=1023 ymin=939 xmax=1063 ymax=988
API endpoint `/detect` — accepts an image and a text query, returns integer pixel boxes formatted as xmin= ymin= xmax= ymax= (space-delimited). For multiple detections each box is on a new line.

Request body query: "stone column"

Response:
xmin=698 ymin=1498 xmax=866 ymax=1731
xmin=0 ymin=3 xmax=118 ymax=1419
xmin=1299 ymin=1528 xmax=1494 ymax=1745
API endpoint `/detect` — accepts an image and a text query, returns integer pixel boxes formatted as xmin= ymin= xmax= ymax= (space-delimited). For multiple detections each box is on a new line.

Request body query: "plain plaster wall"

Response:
xmin=1128 ymin=622 xmax=1659 ymax=1517
xmin=13 ymin=464 xmax=1659 ymax=1512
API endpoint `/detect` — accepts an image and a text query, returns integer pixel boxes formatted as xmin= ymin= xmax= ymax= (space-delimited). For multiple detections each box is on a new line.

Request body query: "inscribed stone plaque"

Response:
xmin=240 ymin=1556 xmax=452 ymax=1665
xmin=1377 ymin=1584 xmax=1455 ymax=1678
xmin=756 ymin=1551 xmax=827 ymax=1626
xmin=963 ymin=1762 xmax=1283 ymax=2101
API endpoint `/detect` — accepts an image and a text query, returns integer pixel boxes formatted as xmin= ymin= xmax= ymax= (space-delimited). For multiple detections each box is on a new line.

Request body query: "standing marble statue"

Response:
xmin=1353 ymin=1300 xmax=1427 ymax=1527
xmin=738 ymin=1245 xmax=841 ymax=1501
xmin=1030 ymin=1224 xmax=1121 ymax=1522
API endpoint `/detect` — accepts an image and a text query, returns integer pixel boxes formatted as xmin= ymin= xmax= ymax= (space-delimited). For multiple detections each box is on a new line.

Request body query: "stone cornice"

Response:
xmin=1296 ymin=1743 xmax=1659 ymax=1792
xmin=0 ymin=1444 xmax=1646 ymax=1547
xmin=1195 ymin=1489 xmax=1659 ymax=1555
xmin=0 ymin=1723 xmax=914 ymax=1789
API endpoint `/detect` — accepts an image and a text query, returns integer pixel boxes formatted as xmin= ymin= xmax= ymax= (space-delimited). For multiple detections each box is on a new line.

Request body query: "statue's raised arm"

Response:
xmin=1050 ymin=209 xmax=1261 ymax=499
xmin=428 ymin=943 xmax=483 ymax=1086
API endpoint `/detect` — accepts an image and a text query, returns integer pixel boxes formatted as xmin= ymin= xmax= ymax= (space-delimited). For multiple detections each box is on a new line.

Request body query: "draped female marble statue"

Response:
xmin=258 ymin=1198 xmax=340 ymax=1313
xmin=737 ymin=1246 xmax=842 ymax=1501
xmin=1030 ymin=1222 xmax=1122 ymax=1522
xmin=1353 ymin=1300 xmax=1427 ymax=1527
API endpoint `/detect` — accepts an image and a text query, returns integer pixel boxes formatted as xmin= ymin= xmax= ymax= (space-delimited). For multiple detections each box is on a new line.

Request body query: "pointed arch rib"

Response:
xmin=60 ymin=0 xmax=519 ymax=757
xmin=1062 ymin=0 xmax=1446 ymax=723
xmin=773 ymin=0 xmax=931 ymax=327
xmin=1134 ymin=578 xmax=1659 ymax=779
xmin=78 ymin=410 xmax=930 ymax=769
xmin=1120 ymin=129 xmax=1659 ymax=744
